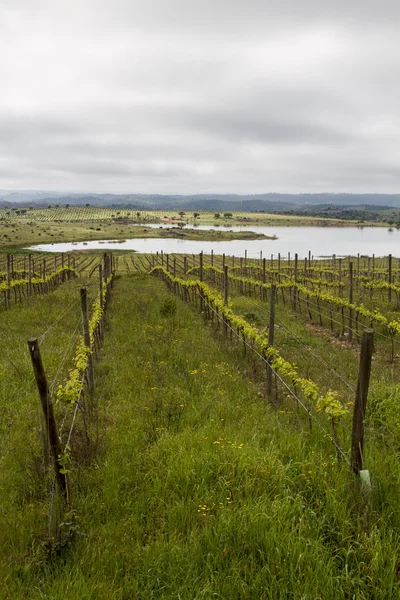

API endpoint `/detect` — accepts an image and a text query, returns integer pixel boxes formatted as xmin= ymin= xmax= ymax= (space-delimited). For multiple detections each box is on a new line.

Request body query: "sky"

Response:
xmin=0 ymin=0 xmax=400 ymax=194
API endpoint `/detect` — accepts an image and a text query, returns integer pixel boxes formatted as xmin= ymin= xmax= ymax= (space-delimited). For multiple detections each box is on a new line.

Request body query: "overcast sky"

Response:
xmin=0 ymin=0 xmax=400 ymax=194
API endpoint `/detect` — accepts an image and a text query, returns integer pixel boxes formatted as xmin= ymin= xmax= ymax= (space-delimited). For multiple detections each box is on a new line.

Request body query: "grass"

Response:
xmin=0 ymin=206 xmax=385 ymax=250
xmin=2 ymin=273 xmax=400 ymax=598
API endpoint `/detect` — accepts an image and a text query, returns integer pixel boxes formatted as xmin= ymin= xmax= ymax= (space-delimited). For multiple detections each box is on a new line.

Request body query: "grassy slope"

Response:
xmin=5 ymin=274 xmax=400 ymax=599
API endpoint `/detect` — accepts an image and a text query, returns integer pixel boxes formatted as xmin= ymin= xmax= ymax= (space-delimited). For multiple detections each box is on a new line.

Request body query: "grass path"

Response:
xmin=4 ymin=274 xmax=396 ymax=599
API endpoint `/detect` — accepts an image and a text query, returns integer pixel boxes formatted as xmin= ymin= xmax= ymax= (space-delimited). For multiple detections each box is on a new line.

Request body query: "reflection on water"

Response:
xmin=27 ymin=226 xmax=400 ymax=258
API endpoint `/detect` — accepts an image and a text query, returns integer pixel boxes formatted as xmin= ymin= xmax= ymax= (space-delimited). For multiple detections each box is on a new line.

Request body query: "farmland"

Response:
xmin=1 ymin=248 xmax=400 ymax=598
xmin=0 ymin=206 xmax=381 ymax=251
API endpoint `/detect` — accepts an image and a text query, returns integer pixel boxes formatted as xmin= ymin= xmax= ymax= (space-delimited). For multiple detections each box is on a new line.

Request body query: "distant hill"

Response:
xmin=1 ymin=190 xmax=400 ymax=211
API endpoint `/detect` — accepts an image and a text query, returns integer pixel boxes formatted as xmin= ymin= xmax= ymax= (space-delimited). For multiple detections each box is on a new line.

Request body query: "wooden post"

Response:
xmin=348 ymin=261 xmax=354 ymax=341
xmin=6 ymin=254 xmax=11 ymax=309
xmin=223 ymin=265 xmax=229 ymax=337
xmin=388 ymin=254 xmax=392 ymax=302
xmin=199 ymin=252 xmax=203 ymax=282
xmin=99 ymin=265 xmax=103 ymax=308
xmin=27 ymin=338 xmax=68 ymax=499
xmin=262 ymin=258 xmax=266 ymax=284
xmin=199 ymin=253 xmax=204 ymax=311
xmin=244 ymin=249 xmax=247 ymax=268
xmin=80 ymin=288 xmax=94 ymax=393
xmin=223 ymin=253 xmax=225 ymax=269
xmin=173 ymin=257 xmax=176 ymax=278
xmin=184 ymin=256 xmax=187 ymax=281
xmin=266 ymin=284 xmax=276 ymax=398
xmin=28 ymin=254 xmax=32 ymax=295
xmin=294 ymin=253 xmax=298 ymax=310
xmin=351 ymin=330 xmax=374 ymax=474
xmin=224 ymin=265 xmax=229 ymax=306
xmin=211 ymin=249 xmax=214 ymax=266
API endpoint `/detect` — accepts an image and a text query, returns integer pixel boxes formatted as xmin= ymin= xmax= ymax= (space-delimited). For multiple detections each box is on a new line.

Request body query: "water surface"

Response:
xmin=28 ymin=225 xmax=400 ymax=258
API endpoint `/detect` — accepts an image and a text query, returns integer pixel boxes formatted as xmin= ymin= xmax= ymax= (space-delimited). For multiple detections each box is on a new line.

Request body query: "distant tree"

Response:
xmin=223 ymin=212 xmax=233 ymax=218
xmin=193 ymin=212 xmax=200 ymax=219
xmin=179 ymin=211 xmax=185 ymax=217
xmin=137 ymin=212 xmax=141 ymax=218
xmin=177 ymin=221 xmax=185 ymax=229
xmin=85 ymin=203 xmax=90 ymax=208
xmin=214 ymin=213 xmax=221 ymax=219
xmin=65 ymin=204 xmax=70 ymax=208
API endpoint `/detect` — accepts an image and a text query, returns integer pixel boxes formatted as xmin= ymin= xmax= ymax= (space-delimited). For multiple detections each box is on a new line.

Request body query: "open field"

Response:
xmin=1 ymin=249 xmax=400 ymax=598
xmin=0 ymin=206 xmax=386 ymax=250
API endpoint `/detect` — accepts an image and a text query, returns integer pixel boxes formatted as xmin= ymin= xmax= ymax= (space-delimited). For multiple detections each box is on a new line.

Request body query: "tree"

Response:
xmin=214 ymin=213 xmax=221 ymax=219
xmin=179 ymin=211 xmax=185 ymax=217
xmin=193 ymin=212 xmax=200 ymax=219
xmin=223 ymin=212 xmax=233 ymax=218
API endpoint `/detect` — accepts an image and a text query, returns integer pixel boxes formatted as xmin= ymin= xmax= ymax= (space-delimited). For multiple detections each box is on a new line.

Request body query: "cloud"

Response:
xmin=0 ymin=0 xmax=399 ymax=193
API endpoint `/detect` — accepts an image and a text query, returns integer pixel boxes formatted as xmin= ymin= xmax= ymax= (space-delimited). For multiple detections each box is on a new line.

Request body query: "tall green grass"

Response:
xmin=3 ymin=274 xmax=400 ymax=599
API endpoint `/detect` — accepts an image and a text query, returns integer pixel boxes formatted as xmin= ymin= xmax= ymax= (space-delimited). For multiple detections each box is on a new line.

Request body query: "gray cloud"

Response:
xmin=0 ymin=0 xmax=399 ymax=193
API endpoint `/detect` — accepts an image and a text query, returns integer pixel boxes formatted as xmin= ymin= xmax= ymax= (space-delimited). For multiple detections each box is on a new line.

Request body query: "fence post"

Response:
xmin=388 ymin=254 xmax=392 ymax=302
xmin=294 ymin=253 xmax=298 ymax=310
xmin=224 ymin=265 xmax=229 ymax=306
xmin=351 ymin=330 xmax=374 ymax=474
xmin=184 ymin=256 xmax=187 ymax=281
xmin=199 ymin=252 xmax=203 ymax=282
xmin=266 ymin=284 xmax=276 ymax=398
xmin=223 ymin=265 xmax=229 ymax=337
xmin=199 ymin=252 xmax=204 ymax=311
xmin=27 ymin=338 xmax=68 ymax=499
xmin=348 ymin=261 xmax=354 ymax=341
xmin=80 ymin=288 xmax=94 ymax=393
xmin=6 ymin=254 xmax=11 ymax=309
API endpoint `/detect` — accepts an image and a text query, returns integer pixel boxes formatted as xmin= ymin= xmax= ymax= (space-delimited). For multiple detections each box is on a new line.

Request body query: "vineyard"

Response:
xmin=1 ymin=249 xmax=400 ymax=598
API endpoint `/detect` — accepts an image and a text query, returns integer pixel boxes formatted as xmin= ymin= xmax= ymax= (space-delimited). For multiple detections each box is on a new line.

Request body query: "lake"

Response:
xmin=28 ymin=225 xmax=400 ymax=258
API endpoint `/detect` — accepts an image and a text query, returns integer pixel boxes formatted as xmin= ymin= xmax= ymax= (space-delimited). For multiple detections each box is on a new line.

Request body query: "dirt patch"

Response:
xmin=304 ymin=321 xmax=360 ymax=356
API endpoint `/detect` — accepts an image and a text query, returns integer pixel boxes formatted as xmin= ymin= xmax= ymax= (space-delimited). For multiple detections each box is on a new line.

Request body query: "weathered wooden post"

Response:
xmin=28 ymin=254 xmax=32 ymax=296
xmin=28 ymin=338 xmax=68 ymax=499
xmin=184 ymin=256 xmax=187 ymax=281
xmin=223 ymin=265 xmax=229 ymax=337
xmin=266 ymin=284 xmax=276 ymax=398
xmin=199 ymin=252 xmax=204 ymax=311
xmin=224 ymin=265 xmax=229 ymax=306
xmin=351 ymin=330 xmax=374 ymax=475
xmin=388 ymin=254 xmax=392 ymax=303
xmin=348 ymin=261 xmax=354 ymax=341
xmin=6 ymin=254 xmax=11 ymax=309
xmin=294 ymin=253 xmax=298 ymax=310
xmin=80 ymin=288 xmax=94 ymax=393
xmin=99 ymin=265 xmax=103 ymax=309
